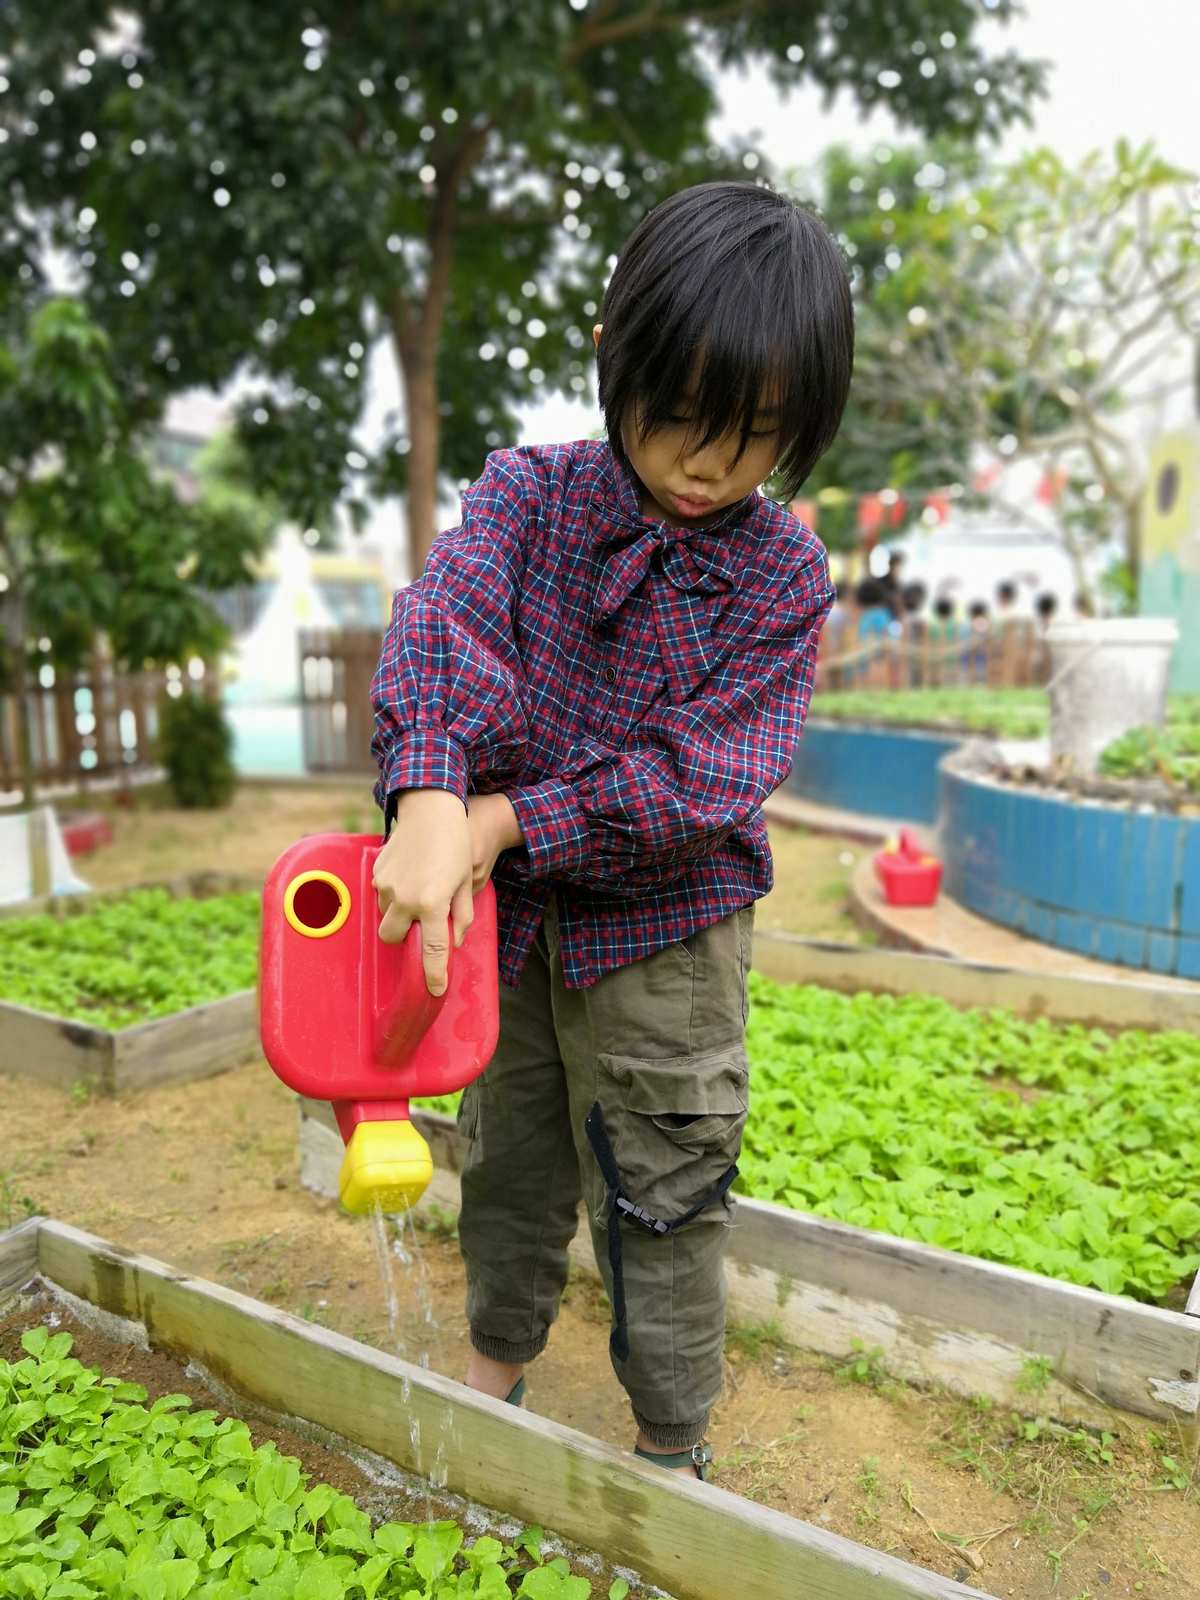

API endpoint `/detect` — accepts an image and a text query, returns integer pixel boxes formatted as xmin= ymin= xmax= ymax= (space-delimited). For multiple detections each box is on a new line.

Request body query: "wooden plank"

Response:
xmin=0 ymin=1216 xmax=43 ymax=1303
xmin=752 ymin=929 xmax=1199 ymax=1035
xmin=34 ymin=1219 xmax=993 ymax=1600
xmin=114 ymin=990 xmax=259 ymax=1090
xmin=299 ymin=1098 xmax=1200 ymax=1426
xmin=733 ymin=1199 xmax=1200 ymax=1427
xmin=0 ymin=999 xmax=114 ymax=1092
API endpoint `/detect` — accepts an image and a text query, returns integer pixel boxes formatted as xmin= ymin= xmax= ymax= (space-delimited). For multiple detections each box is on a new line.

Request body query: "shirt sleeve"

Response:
xmin=369 ymin=453 xmax=533 ymax=811
xmin=507 ymin=549 xmax=833 ymax=893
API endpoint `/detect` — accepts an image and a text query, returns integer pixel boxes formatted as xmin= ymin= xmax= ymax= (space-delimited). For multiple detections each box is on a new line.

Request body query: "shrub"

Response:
xmin=157 ymin=689 xmax=236 ymax=808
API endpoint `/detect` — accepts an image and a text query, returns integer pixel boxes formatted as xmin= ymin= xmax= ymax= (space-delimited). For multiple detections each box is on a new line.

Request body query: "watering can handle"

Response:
xmin=373 ymin=914 xmax=452 ymax=1067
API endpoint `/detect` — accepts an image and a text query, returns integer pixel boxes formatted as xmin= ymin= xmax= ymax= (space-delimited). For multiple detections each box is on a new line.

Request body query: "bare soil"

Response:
xmin=1 ymin=783 xmax=1195 ymax=1598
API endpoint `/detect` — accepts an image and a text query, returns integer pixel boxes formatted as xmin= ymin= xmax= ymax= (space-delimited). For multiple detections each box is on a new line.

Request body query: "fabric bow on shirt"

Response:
xmin=592 ymin=517 xmax=746 ymax=702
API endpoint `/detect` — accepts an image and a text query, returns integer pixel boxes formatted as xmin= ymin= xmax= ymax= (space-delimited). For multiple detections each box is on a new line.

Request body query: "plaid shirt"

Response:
xmin=371 ymin=439 xmax=832 ymax=989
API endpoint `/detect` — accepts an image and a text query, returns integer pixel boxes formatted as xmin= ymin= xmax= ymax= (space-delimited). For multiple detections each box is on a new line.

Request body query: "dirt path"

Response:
xmin=5 ymin=784 xmax=1196 ymax=1595
xmin=68 ymin=780 xmax=869 ymax=946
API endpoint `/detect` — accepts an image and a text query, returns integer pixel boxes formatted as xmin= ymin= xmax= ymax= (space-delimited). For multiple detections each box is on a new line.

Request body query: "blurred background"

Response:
xmin=0 ymin=0 xmax=1197 ymax=977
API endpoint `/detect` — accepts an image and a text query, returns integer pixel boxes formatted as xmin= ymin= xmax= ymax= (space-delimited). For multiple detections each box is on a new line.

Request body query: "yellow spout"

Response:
xmin=338 ymin=1119 xmax=434 ymax=1215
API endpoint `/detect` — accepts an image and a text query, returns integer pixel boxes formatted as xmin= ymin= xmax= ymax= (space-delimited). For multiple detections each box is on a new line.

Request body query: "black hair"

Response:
xmin=1035 ymin=591 xmax=1058 ymax=619
xmin=855 ymin=578 xmax=886 ymax=608
xmin=968 ymin=600 xmax=989 ymax=620
xmin=901 ymin=581 xmax=927 ymax=614
xmin=934 ymin=597 xmax=955 ymax=621
xmin=996 ymin=580 xmax=1017 ymax=606
xmin=887 ymin=550 xmax=906 ymax=572
xmin=596 ymin=181 xmax=854 ymax=501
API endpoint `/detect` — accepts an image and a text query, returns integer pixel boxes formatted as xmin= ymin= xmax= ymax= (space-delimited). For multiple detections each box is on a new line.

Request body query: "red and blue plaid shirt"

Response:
xmin=371 ymin=439 xmax=832 ymax=988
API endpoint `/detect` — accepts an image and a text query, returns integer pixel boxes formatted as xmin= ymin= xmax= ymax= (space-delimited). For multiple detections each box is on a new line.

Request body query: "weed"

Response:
xmin=774 ymin=1272 xmax=795 ymax=1309
xmin=855 ymin=1456 xmax=881 ymax=1497
xmin=68 ymin=1077 xmax=94 ymax=1107
xmin=412 ymin=1202 xmax=459 ymax=1242
xmin=725 ymin=1316 xmax=792 ymax=1364
xmin=258 ymin=1276 xmax=291 ymax=1302
xmin=0 ymin=1171 xmax=39 ymax=1230
xmin=1016 ymin=1353 xmax=1055 ymax=1395
xmin=835 ymin=1337 xmax=889 ymax=1389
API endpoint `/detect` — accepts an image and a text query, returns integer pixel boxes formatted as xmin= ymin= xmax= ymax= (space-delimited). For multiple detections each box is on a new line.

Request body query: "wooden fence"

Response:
xmin=0 ymin=654 xmax=218 ymax=794
xmin=816 ymin=617 xmax=1048 ymax=692
xmin=298 ymin=627 xmax=381 ymax=774
xmin=296 ymin=619 xmax=1051 ymax=776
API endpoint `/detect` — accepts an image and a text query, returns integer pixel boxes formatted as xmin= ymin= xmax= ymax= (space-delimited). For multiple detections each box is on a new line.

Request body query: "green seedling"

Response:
xmin=0 ymin=1327 xmax=606 ymax=1596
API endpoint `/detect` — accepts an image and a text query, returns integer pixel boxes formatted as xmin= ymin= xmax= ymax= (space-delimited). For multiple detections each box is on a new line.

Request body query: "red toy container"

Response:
xmin=260 ymin=833 xmax=499 ymax=1214
xmin=873 ymin=829 xmax=943 ymax=908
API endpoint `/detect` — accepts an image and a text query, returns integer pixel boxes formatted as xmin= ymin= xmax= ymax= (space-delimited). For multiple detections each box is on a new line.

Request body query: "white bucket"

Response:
xmin=1045 ymin=618 xmax=1179 ymax=774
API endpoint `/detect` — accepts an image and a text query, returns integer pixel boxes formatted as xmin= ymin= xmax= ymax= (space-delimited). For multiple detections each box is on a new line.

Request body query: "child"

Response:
xmin=368 ymin=181 xmax=853 ymax=1479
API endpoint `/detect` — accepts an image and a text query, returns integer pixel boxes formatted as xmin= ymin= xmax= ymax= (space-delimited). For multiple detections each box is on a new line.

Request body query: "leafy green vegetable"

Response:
xmin=810 ymin=688 xmax=1197 ymax=752
xmin=1098 ymin=719 xmax=1200 ymax=793
xmin=739 ymin=974 xmax=1200 ymax=1302
xmin=0 ymin=1329 xmax=612 ymax=1598
xmin=810 ymin=688 xmax=1050 ymax=738
xmin=0 ymin=889 xmax=260 ymax=1029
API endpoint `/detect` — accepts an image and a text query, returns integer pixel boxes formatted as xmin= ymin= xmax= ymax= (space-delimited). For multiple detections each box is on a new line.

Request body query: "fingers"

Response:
xmin=377 ymin=900 xmax=413 ymax=946
xmin=451 ymin=881 xmax=475 ymax=950
xmin=420 ymin=918 xmax=451 ymax=997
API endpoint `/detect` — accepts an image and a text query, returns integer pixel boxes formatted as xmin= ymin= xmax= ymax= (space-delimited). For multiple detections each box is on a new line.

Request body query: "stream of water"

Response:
xmin=369 ymin=1197 xmax=452 ymax=1516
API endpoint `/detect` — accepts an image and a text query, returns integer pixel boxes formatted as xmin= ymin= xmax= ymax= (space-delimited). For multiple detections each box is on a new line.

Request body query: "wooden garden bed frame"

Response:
xmin=299 ymin=1098 xmax=1200 ymax=1433
xmin=0 ymin=1216 xmax=994 ymax=1600
xmin=2 ymin=915 xmax=1191 ymax=1095
xmin=0 ymin=872 xmax=260 ymax=1093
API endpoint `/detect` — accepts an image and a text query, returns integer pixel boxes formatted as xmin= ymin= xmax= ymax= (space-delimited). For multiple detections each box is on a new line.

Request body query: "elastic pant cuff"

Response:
xmin=633 ymin=1407 xmax=710 ymax=1450
xmin=470 ymin=1326 xmax=549 ymax=1365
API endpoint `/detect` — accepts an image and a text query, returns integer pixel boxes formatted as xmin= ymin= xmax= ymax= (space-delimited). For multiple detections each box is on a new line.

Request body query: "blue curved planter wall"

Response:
xmin=784 ymin=721 xmax=959 ymax=825
xmin=941 ymin=766 xmax=1200 ymax=981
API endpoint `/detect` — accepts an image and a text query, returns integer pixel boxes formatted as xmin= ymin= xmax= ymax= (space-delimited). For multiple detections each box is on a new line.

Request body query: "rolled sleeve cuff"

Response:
xmin=382 ymin=728 xmax=469 ymax=804
xmin=509 ymin=778 xmax=591 ymax=878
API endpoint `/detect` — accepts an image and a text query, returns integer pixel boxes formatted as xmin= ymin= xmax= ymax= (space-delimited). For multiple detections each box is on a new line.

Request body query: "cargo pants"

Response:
xmin=457 ymin=895 xmax=754 ymax=1448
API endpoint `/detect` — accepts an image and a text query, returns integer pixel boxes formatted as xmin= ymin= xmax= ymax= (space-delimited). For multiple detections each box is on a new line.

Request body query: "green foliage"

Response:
xmin=0 ymin=3 xmax=1043 ymax=543
xmin=157 ymin=692 xmax=237 ymax=810
xmin=811 ymin=687 xmax=1050 ymax=737
xmin=740 ymin=974 xmax=1200 ymax=1302
xmin=0 ymin=1328 xmax=603 ymax=1597
xmin=0 ymin=889 xmax=259 ymax=1029
xmin=1098 ymin=720 xmax=1200 ymax=793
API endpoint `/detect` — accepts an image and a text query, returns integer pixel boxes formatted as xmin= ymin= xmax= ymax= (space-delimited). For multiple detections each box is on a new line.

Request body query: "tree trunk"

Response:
xmin=1124 ymin=494 xmax=1142 ymax=600
xmin=396 ymin=337 xmax=441 ymax=579
xmin=8 ymin=580 xmax=37 ymax=811
xmin=388 ymin=128 xmax=490 ymax=580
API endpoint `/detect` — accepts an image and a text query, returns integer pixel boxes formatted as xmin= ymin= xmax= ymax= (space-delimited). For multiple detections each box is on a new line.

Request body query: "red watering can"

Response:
xmin=873 ymin=829 xmax=943 ymax=908
xmin=260 ymin=834 xmax=499 ymax=1215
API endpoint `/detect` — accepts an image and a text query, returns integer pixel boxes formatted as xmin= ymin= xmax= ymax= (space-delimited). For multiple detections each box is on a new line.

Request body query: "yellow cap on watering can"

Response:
xmin=338 ymin=1119 xmax=435 ymax=1215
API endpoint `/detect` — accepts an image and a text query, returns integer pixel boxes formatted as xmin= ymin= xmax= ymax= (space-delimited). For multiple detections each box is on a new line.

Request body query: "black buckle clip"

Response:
xmin=615 ymin=1196 xmax=670 ymax=1235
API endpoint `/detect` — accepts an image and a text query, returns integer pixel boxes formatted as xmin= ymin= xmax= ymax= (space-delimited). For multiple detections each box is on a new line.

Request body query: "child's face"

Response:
xmin=623 ymin=411 xmax=780 ymax=528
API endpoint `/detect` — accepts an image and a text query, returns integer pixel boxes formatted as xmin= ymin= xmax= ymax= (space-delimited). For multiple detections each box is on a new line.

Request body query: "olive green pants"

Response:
xmin=457 ymin=896 xmax=753 ymax=1448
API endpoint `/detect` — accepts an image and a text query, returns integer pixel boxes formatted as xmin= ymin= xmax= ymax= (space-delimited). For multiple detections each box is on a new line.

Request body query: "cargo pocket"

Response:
xmin=592 ymin=1046 xmax=748 ymax=1225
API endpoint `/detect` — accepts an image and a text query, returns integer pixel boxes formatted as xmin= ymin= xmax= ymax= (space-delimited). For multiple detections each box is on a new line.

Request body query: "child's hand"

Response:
xmin=467 ymin=793 xmax=524 ymax=892
xmin=372 ymin=790 xmax=474 ymax=996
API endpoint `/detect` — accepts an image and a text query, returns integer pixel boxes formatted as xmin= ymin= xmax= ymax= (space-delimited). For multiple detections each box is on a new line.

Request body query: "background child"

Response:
xmin=369 ymin=180 xmax=853 ymax=1478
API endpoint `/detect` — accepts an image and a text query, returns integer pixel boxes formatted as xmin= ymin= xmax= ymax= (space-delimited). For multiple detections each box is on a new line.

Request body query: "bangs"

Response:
xmin=597 ymin=182 xmax=853 ymax=501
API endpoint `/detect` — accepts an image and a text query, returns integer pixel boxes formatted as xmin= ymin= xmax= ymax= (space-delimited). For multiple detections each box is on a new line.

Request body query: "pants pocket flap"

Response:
xmin=599 ymin=1046 xmax=748 ymax=1117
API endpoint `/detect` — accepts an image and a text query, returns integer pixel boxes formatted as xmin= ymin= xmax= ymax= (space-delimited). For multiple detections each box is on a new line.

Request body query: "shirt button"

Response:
xmin=604 ymin=666 xmax=618 ymax=684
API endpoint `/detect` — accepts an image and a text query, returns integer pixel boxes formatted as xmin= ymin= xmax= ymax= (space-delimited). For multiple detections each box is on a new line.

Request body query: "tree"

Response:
xmin=0 ymin=299 xmax=267 ymax=807
xmin=833 ymin=140 xmax=1200 ymax=593
xmin=794 ymin=137 xmax=985 ymax=550
xmin=0 ymin=2 xmax=1046 ymax=572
